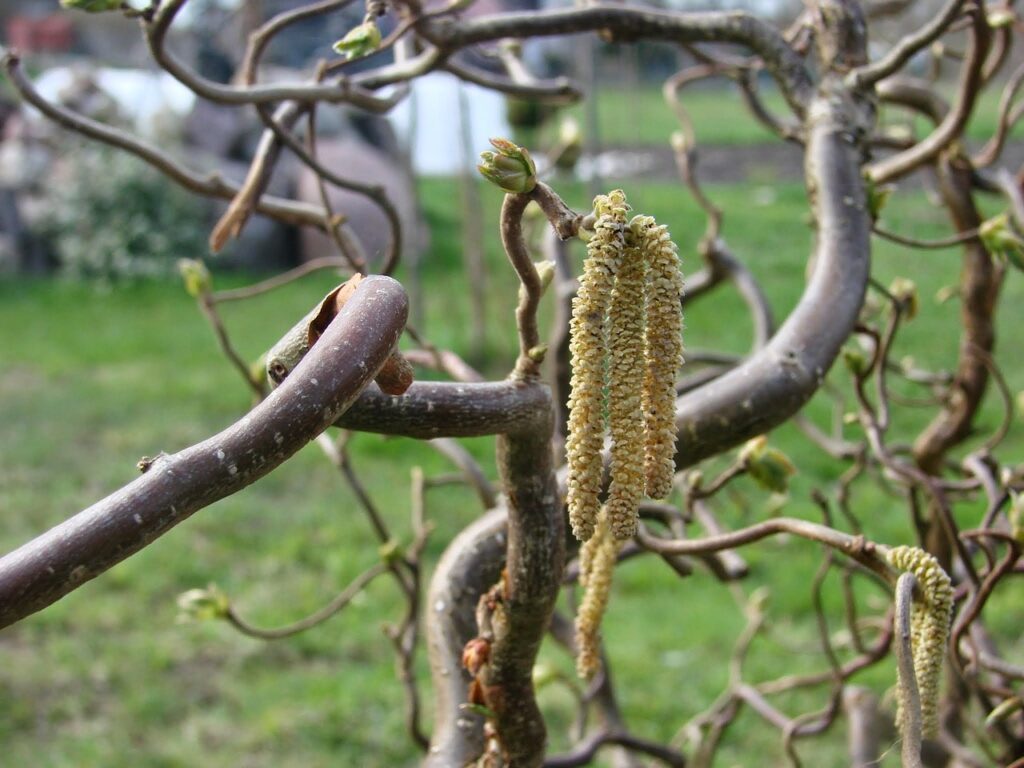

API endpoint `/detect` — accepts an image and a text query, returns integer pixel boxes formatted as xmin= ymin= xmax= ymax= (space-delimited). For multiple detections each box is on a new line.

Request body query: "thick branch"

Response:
xmin=670 ymin=89 xmax=871 ymax=468
xmin=335 ymin=380 xmax=552 ymax=438
xmin=424 ymin=511 xmax=507 ymax=767
xmin=0 ymin=277 xmax=408 ymax=629
xmin=479 ymin=401 xmax=562 ymax=767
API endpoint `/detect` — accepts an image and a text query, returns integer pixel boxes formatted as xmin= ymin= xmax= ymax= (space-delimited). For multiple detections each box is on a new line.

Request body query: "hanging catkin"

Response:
xmin=886 ymin=546 xmax=953 ymax=736
xmin=575 ymin=513 xmax=618 ymax=680
xmin=565 ymin=190 xmax=685 ymax=679
xmin=565 ymin=191 xmax=629 ymax=541
xmin=635 ymin=215 xmax=685 ymax=500
xmin=605 ymin=241 xmax=647 ymax=540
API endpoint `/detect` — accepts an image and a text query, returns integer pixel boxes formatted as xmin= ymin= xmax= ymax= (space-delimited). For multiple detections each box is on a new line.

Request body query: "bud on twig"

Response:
xmin=332 ymin=20 xmax=382 ymax=60
xmin=477 ymin=138 xmax=537 ymax=194
xmin=738 ymin=436 xmax=796 ymax=494
xmin=176 ymin=584 xmax=229 ymax=623
xmin=178 ymin=259 xmax=212 ymax=299
xmin=979 ymin=213 xmax=1024 ymax=270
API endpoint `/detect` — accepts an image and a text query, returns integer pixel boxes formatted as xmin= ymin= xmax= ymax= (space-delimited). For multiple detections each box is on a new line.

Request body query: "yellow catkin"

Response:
xmin=575 ymin=513 xmax=618 ymax=679
xmin=606 ymin=242 xmax=647 ymax=540
xmin=634 ymin=215 xmax=685 ymax=501
xmin=886 ymin=546 xmax=954 ymax=736
xmin=566 ymin=191 xmax=629 ymax=541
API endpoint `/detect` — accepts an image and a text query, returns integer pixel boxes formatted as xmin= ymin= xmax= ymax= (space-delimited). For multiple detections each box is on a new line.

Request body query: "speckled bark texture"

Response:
xmin=0 ymin=277 xmax=408 ymax=629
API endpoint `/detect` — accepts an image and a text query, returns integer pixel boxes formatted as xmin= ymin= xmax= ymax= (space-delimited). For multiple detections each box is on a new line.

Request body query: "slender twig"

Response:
xmin=225 ymin=562 xmax=388 ymax=639
xmin=1 ymin=53 xmax=327 ymax=230
xmin=872 ymin=224 xmax=981 ymax=250
xmin=305 ymin=98 xmax=369 ymax=273
xmin=849 ymin=0 xmax=967 ymax=88
xmin=212 ymin=258 xmax=352 ymax=303
xmin=868 ymin=5 xmax=989 ymax=183
xmin=145 ymin=0 xmax=401 ymax=111
xmin=974 ymin=60 xmax=1024 ymax=167
xmin=500 ymin=183 xmax=582 ymax=379
xmin=193 ymin=287 xmax=267 ymax=399
xmin=238 ymin=0 xmax=357 ymax=85
xmin=253 ymin=102 xmax=403 ymax=274
xmin=637 ymin=517 xmax=895 ymax=584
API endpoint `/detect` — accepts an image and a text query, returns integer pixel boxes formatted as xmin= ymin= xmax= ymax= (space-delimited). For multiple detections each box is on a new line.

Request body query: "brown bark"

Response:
xmin=0 ymin=277 xmax=408 ymax=629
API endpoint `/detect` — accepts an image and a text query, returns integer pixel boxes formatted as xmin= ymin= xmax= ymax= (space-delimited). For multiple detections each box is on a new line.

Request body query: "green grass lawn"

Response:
xmin=516 ymin=83 xmax=1024 ymax=150
xmin=1 ymin=176 xmax=1023 ymax=766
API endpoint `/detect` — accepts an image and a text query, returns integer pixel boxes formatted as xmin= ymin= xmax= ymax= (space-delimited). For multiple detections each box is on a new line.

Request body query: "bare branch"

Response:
xmin=145 ymin=0 xmax=402 ymax=112
xmin=868 ymin=6 xmax=989 ymax=184
xmin=849 ymin=0 xmax=967 ymax=88
xmin=211 ymin=258 xmax=352 ymax=303
xmin=420 ymin=7 xmax=813 ymax=113
xmin=335 ymin=380 xmax=552 ymax=438
xmin=668 ymin=91 xmax=870 ymax=468
xmin=637 ymin=516 xmax=894 ymax=584
xmin=1 ymin=53 xmax=327 ymax=230
xmin=424 ymin=511 xmax=507 ymax=767
xmin=0 ymin=277 xmax=408 ymax=629
xmin=224 ymin=562 xmax=388 ymax=639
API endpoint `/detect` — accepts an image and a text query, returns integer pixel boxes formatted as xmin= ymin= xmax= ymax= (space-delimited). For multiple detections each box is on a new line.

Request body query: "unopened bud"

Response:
xmin=176 ymin=584 xmax=229 ymax=622
xmin=987 ymin=9 xmax=1016 ymax=28
xmin=332 ymin=21 xmax=382 ymax=60
xmin=865 ymin=176 xmax=895 ymax=221
xmin=739 ymin=436 xmax=796 ymax=494
xmin=980 ymin=213 xmax=1024 ymax=270
xmin=889 ymin=277 xmax=919 ymax=319
xmin=477 ymin=138 xmax=537 ymax=193
xmin=178 ymin=259 xmax=212 ymax=298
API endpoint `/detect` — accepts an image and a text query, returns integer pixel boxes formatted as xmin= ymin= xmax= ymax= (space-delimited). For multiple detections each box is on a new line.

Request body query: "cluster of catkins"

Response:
xmin=566 ymin=190 xmax=685 ymax=679
xmin=887 ymin=545 xmax=954 ymax=736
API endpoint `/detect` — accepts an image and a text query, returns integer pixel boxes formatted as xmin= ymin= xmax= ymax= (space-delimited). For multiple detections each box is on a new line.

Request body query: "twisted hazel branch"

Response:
xmin=636 ymin=516 xmax=894 ymax=584
xmin=668 ymin=88 xmax=871 ymax=469
xmin=0 ymin=277 xmax=408 ymax=630
xmin=500 ymin=181 xmax=583 ymax=379
xmin=848 ymin=0 xmax=967 ymax=88
xmin=425 ymin=511 xmax=507 ymax=767
xmin=477 ymin=399 xmax=562 ymax=767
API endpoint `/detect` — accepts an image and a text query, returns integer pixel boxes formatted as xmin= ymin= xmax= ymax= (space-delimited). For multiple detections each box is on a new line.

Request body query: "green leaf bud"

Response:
xmin=176 ymin=584 xmax=229 ymax=622
xmin=888 ymin=276 xmax=919 ymax=319
xmin=177 ymin=258 xmax=212 ymax=298
xmin=477 ymin=138 xmax=537 ymax=193
xmin=739 ymin=436 xmax=796 ymax=494
xmin=332 ymin=21 xmax=382 ymax=60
